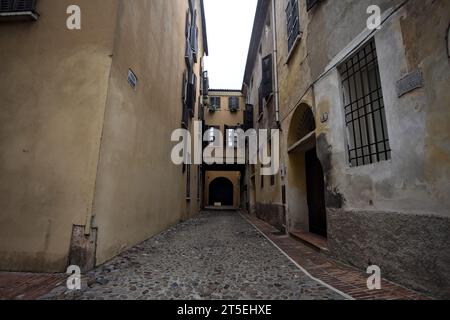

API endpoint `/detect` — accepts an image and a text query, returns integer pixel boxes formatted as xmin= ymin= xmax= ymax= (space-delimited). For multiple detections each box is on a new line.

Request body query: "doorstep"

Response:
xmin=290 ymin=231 xmax=329 ymax=253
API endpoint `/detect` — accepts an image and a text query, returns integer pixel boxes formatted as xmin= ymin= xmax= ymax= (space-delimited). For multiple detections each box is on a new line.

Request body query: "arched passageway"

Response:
xmin=287 ymin=104 xmax=327 ymax=238
xmin=209 ymin=177 xmax=234 ymax=207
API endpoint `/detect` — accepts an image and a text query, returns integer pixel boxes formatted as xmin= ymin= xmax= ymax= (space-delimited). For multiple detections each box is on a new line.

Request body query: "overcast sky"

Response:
xmin=203 ymin=0 xmax=258 ymax=90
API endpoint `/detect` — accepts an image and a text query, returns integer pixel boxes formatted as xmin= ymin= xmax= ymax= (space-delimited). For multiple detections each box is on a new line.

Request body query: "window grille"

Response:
xmin=339 ymin=39 xmax=391 ymax=167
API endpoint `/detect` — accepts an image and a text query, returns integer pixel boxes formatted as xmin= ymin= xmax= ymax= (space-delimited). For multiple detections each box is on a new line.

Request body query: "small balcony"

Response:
xmin=0 ymin=0 xmax=39 ymax=21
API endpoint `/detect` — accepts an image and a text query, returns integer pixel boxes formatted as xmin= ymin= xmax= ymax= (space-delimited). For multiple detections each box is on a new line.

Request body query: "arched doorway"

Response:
xmin=209 ymin=177 xmax=234 ymax=207
xmin=287 ymin=104 xmax=327 ymax=238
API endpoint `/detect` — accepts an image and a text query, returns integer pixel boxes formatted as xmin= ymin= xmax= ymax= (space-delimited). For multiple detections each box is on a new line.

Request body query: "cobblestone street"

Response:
xmin=42 ymin=211 xmax=345 ymax=300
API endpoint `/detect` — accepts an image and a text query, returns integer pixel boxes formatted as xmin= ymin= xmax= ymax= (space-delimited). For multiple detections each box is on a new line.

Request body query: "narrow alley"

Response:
xmin=0 ymin=0 xmax=449 ymax=305
xmin=40 ymin=211 xmax=345 ymax=300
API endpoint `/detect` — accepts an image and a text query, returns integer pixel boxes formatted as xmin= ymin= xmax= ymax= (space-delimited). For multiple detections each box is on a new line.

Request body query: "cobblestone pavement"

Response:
xmin=42 ymin=211 xmax=346 ymax=300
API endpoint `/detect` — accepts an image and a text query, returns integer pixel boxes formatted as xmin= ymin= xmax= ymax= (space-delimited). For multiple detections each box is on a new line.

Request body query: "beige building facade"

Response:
xmin=202 ymin=90 xmax=245 ymax=209
xmin=243 ymin=0 xmax=450 ymax=298
xmin=0 ymin=0 xmax=208 ymax=272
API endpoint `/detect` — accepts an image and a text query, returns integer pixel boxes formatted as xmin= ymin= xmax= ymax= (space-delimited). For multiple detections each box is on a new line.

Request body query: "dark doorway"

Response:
xmin=209 ymin=177 xmax=234 ymax=206
xmin=305 ymin=148 xmax=327 ymax=237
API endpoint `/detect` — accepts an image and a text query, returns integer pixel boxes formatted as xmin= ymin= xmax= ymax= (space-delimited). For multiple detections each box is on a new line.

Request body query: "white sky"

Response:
xmin=203 ymin=0 xmax=258 ymax=90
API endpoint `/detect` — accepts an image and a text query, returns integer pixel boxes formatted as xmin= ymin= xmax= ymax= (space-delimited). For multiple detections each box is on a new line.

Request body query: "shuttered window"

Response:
xmin=186 ymin=72 xmax=197 ymax=116
xmin=185 ymin=3 xmax=199 ymax=68
xmin=229 ymin=97 xmax=240 ymax=111
xmin=209 ymin=97 xmax=221 ymax=109
xmin=181 ymin=71 xmax=189 ymax=128
xmin=225 ymin=125 xmax=240 ymax=149
xmin=261 ymin=54 xmax=273 ymax=99
xmin=244 ymin=104 xmax=254 ymax=130
xmin=258 ymin=86 xmax=263 ymax=117
xmin=0 ymin=0 xmax=36 ymax=12
xmin=285 ymin=0 xmax=300 ymax=52
xmin=201 ymin=71 xmax=209 ymax=97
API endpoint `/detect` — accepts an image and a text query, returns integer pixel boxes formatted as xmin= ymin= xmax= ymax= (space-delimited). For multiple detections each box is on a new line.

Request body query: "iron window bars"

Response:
xmin=339 ymin=39 xmax=391 ymax=167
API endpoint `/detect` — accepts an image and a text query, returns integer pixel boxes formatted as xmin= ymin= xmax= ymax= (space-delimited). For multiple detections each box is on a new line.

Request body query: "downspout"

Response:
xmin=271 ymin=0 xmax=281 ymax=129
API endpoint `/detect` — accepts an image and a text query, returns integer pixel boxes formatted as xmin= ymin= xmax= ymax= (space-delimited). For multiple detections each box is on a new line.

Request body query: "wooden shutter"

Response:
xmin=185 ymin=10 xmax=190 ymax=37
xmin=261 ymin=54 xmax=273 ymax=99
xmin=186 ymin=72 xmax=197 ymax=117
xmin=286 ymin=0 xmax=300 ymax=51
xmin=1 ymin=0 xmax=36 ymax=12
xmin=191 ymin=10 xmax=198 ymax=63
xmin=229 ymin=97 xmax=240 ymax=111
xmin=244 ymin=104 xmax=254 ymax=130
xmin=258 ymin=86 xmax=263 ymax=116
xmin=181 ymin=70 xmax=188 ymax=104
xmin=202 ymin=71 xmax=209 ymax=97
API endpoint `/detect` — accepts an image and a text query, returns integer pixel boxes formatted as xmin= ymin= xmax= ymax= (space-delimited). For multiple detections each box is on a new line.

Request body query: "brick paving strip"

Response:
xmin=242 ymin=212 xmax=430 ymax=300
xmin=0 ymin=272 xmax=67 ymax=300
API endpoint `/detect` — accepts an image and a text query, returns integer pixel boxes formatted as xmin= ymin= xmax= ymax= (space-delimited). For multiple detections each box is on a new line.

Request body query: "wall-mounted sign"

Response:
xmin=396 ymin=69 xmax=423 ymax=98
xmin=127 ymin=69 xmax=138 ymax=90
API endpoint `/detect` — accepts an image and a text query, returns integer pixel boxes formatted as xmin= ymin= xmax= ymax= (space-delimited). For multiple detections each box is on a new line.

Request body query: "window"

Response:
xmin=225 ymin=126 xmax=239 ymax=149
xmin=184 ymin=2 xmax=198 ymax=67
xmin=339 ymin=39 xmax=391 ymax=167
xmin=209 ymin=97 xmax=221 ymax=110
xmin=285 ymin=0 xmax=300 ymax=52
xmin=0 ymin=0 xmax=38 ymax=20
xmin=229 ymin=97 xmax=240 ymax=111
xmin=244 ymin=104 xmax=254 ymax=130
xmin=206 ymin=125 xmax=221 ymax=146
xmin=181 ymin=71 xmax=189 ymax=128
xmin=201 ymin=71 xmax=209 ymax=97
xmin=0 ymin=0 xmax=36 ymax=12
xmin=261 ymin=54 xmax=273 ymax=99
xmin=258 ymin=86 xmax=264 ymax=117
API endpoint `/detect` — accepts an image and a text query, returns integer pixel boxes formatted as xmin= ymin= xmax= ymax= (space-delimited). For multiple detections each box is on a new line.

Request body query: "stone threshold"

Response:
xmin=290 ymin=231 xmax=330 ymax=253
xmin=242 ymin=212 xmax=430 ymax=300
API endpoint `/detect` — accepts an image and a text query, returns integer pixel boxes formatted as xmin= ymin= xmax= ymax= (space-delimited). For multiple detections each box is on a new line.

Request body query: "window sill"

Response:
xmin=0 ymin=11 xmax=39 ymax=21
xmin=285 ymin=33 xmax=303 ymax=65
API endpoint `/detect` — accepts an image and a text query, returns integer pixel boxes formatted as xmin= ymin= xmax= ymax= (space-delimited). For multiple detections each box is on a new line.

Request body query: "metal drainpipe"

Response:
xmin=271 ymin=0 xmax=281 ymax=129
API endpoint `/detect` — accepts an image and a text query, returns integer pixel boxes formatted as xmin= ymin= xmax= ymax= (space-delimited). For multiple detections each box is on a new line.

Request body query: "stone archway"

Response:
xmin=209 ymin=177 xmax=234 ymax=207
xmin=286 ymin=103 xmax=327 ymax=238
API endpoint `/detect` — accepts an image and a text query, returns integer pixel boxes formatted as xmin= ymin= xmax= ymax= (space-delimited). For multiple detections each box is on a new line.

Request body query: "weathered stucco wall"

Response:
xmin=244 ymin=1 xmax=284 ymax=229
xmin=310 ymin=0 xmax=450 ymax=298
xmin=0 ymin=0 xmax=119 ymax=272
xmin=92 ymin=0 xmax=206 ymax=266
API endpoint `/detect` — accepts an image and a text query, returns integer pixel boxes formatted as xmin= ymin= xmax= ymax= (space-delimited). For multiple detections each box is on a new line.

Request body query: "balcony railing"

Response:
xmin=0 ymin=0 xmax=39 ymax=20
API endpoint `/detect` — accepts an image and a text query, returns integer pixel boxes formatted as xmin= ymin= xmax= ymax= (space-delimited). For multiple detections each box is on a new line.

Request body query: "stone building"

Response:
xmin=202 ymin=89 xmax=245 ymax=209
xmin=0 ymin=0 xmax=208 ymax=272
xmin=243 ymin=0 xmax=450 ymax=298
